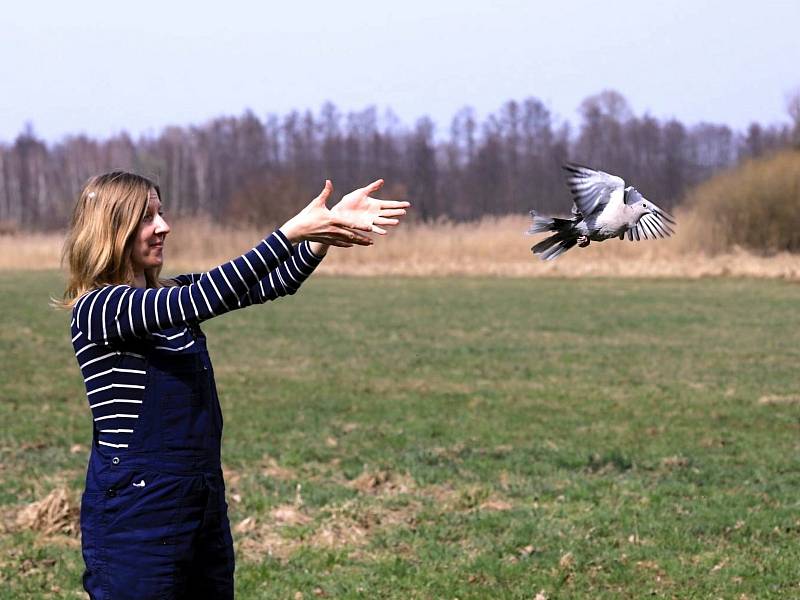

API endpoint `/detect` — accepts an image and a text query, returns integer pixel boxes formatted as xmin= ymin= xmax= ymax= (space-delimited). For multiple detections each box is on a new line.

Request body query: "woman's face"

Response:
xmin=130 ymin=188 xmax=170 ymax=274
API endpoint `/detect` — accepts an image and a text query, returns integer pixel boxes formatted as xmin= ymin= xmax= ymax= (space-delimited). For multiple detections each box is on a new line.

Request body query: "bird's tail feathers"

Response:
xmin=532 ymin=233 xmax=579 ymax=260
xmin=528 ymin=210 xmax=580 ymax=261
xmin=527 ymin=210 xmax=575 ymax=235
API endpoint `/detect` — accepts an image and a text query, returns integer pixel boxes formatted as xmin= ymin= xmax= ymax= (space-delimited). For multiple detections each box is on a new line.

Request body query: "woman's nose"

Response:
xmin=155 ymin=215 xmax=170 ymax=235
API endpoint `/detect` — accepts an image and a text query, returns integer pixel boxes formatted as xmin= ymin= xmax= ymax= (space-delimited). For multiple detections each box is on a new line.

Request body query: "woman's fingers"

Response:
xmin=365 ymin=179 xmax=384 ymax=194
xmin=312 ymin=180 xmax=333 ymax=207
xmin=378 ymin=199 xmax=410 ymax=209
xmin=378 ymin=208 xmax=407 ymax=218
xmin=293 ymin=178 xmax=410 ymax=248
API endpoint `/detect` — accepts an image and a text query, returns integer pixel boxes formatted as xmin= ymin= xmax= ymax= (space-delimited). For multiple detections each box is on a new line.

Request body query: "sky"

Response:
xmin=0 ymin=0 xmax=798 ymax=143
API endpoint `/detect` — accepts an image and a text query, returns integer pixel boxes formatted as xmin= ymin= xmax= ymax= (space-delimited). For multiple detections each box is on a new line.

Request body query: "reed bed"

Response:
xmin=3 ymin=212 xmax=799 ymax=279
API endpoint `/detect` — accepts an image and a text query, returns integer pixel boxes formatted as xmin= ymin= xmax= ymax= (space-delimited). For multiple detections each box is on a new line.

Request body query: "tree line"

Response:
xmin=0 ymin=90 xmax=796 ymax=231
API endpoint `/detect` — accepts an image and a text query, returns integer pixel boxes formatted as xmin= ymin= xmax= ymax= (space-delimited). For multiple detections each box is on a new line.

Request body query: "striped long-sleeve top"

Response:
xmin=70 ymin=231 xmax=323 ymax=449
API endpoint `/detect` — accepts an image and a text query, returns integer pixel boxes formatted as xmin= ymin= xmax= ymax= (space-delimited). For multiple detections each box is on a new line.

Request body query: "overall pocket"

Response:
xmin=161 ymin=392 xmax=212 ymax=451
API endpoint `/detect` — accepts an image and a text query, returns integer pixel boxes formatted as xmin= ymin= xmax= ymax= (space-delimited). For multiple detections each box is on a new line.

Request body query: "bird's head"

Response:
xmin=625 ymin=186 xmax=655 ymax=218
xmin=624 ymin=186 xmax=677 ymax=234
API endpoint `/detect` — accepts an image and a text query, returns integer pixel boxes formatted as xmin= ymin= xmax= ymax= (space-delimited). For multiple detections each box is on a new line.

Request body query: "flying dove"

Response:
xmin=528 ymin=163 xmax=676 ymax=260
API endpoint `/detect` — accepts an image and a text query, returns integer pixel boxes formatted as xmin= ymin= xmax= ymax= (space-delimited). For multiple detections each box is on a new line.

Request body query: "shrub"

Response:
xmin=683 ymin=150 xmax=800 ymax=254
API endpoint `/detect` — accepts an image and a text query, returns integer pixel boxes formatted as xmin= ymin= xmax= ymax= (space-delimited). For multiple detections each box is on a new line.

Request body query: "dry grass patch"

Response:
xmin=14 ymin=487 xmax=79 ymax=537
xmin=7 ymin=210 xmax=800 ymax=278
xmin=0 ymin=232 xmax=63 ymax=271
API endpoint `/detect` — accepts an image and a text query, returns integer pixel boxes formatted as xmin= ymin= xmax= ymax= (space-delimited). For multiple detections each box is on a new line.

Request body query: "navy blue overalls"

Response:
xmin=80 ymin=324 xmax=235 ymax=599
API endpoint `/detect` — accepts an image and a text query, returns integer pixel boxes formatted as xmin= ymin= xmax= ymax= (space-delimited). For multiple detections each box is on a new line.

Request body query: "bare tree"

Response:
xmin=0 ymin=93 xmax=793 ymax=231
xmin=787 ymin=88 xmax=800 ymax=148
xmin=407 ymin=117 xmax=438 ymax=220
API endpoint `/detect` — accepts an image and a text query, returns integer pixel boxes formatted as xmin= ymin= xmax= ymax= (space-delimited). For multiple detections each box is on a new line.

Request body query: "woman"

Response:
xmin=57 ymin=171 xmax=409 ymax=599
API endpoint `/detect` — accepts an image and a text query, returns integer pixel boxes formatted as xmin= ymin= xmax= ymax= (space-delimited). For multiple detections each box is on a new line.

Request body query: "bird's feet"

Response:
xmin=577 ymin=235 xmax=590 ymax=248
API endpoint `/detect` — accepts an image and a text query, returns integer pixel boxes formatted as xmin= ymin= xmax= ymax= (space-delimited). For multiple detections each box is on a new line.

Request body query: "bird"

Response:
xmin=527 ymin=163 xmax=676 ymax=261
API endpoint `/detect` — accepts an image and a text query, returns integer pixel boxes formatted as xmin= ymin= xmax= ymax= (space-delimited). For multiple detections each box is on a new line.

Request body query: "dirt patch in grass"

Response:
xmin=235 ymin=503 xmax=313 ymax=561
xmin=257 ymin=455 xmax=298 ymax=481
xmin=347 ymin=469 xmax=416 ymax=496
xmin=757 ymin=394 xmax=800 ymax=405
xmin=237 ymin=527 xmax=302 ymax=562
xmin=271 ymin=505 xmax=312 ymax=526
xmin=0 ymin=505 xmax=19 ymax=535
xmin=479 ymin=498 xmax=513 ymax=511
xmin=411 ymin=480 xmax=517 ymax=515
xmin=308 ymin=511 xmax=369 ymax=551
xmin=234 ymin=467 xmax=518 ymax=564
xmin=369 ymin=377 xmax=476 ymax=396
xmin=311 ymin=498 xmax=421 ymax=556
xmin=660 ymin=455 xmax=691 ymax=470
xmin=235 ymin=496 xmax=421 ymax=562
xmin=6 ymin=551 xmax=59 ymax=580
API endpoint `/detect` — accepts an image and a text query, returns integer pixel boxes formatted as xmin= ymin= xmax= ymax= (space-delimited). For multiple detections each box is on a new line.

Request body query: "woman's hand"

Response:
xmin=279 ymin=181 xmax=374 ymax=247
xmin=331 ymin=179 xmax=411 ymax=235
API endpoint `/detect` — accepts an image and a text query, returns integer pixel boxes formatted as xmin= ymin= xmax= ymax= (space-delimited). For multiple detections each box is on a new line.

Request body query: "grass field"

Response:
xmin=1 ymin=271 xmax=799 ymax=599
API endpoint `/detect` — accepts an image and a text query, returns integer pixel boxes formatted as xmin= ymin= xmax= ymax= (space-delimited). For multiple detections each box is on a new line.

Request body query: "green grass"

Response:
xmin=1 ymin=271 xmax=799 ymax=598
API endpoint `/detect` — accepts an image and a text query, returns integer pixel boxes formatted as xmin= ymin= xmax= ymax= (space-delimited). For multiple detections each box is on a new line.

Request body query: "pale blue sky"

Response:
xmin=1 ymin=0 xmax=798 ymax=142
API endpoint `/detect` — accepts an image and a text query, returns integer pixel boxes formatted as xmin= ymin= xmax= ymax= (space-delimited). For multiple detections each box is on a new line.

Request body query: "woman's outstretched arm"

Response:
xmin=73 ymin=182 xmax=372 ymax=345
xmin=170 ymin=239 xmax=326 ymax=307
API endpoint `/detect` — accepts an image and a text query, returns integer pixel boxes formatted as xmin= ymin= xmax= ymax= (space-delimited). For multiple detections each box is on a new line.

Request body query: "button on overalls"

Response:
xmin=80 ymin=327 xmax=235 ymax=599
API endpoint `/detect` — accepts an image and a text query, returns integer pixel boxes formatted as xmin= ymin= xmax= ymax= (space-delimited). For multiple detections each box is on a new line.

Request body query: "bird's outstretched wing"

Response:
xmin=625 ymin=201 xmax=677 ymax=241
xmin=563 ymin=163 xmax=625 ymax=217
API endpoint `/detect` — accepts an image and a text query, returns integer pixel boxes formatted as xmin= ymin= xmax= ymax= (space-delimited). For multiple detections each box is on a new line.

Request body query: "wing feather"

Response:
xmin=625 ymin=203 xmax=677 ymax=243
xmin=562 ymin=163 xmax=625 ymax=217
xmin=641 ymin=217 xmax=658 ymax=239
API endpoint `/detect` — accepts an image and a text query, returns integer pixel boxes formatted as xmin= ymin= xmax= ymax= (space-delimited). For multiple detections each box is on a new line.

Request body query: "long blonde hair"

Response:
xmin=56 ymin=171 xmax=168 ymax=309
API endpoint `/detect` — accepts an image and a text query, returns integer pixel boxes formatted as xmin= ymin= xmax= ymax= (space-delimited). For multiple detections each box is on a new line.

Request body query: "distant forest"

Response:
xmin=1 ymin=90 xmax=797 ymax=231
